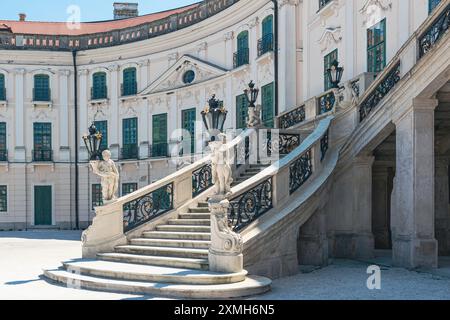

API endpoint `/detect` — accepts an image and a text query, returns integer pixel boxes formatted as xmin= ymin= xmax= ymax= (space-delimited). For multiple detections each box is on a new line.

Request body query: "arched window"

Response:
xmin=122 ymin=67 xmax=137 ymax=96
xmin=0 ymin=74 xmax=5 ymax=101
xmin=92 ymin=72 xmax=107 ymax=100
xmin=34 ymin=74 xmax=50 ymax=102
xmin=259 ymin=15 xmax=274 ymax=56
xmin=234 ymin=31 xmax=249 ymax=68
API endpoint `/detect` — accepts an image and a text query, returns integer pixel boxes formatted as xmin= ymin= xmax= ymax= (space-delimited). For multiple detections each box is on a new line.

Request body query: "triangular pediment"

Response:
xmin=140 ymin=55 xmax=228 ymax=95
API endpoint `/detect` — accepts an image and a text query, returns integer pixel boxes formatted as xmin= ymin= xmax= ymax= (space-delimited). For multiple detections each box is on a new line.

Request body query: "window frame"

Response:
xmin=91 ymin=184 xmax=103 ymax=210
xmin=367 ymin=19 xmax=387 ymax=73
xmin=0 ymin=185 xmax=7 ymax=212
xmin=122 ymin=67 xmax=137 ymax=96
xmin=33 ymin=74 xmax=50 ymax=102
xmin=92 ymin=72 xmax=108 ymax=100
xmin=324 ymin=49 xmax=338 ymax=91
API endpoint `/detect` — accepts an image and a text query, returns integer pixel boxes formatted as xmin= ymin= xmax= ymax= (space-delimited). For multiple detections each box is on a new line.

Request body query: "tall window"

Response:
xmin=94 ymin=120 xmax=108 ymax=152
xmin=122 ymin=117 xmax=138 ymax=159
xmin=367 ymin=19 xmax=386 ymax=73
xmin=92 ymin=72 xmax=107 ymax=100
xmin=0 ymin=74 xmax=5 ymax=101
xmin=429 ymin=0 xmax=441 ymax=13
xmin=0 ymin=122 xmax=6 ymax=162
xmin=34 ymin=74 xmax=50 ymax=101
xmin=182 ymin=108 xmax=196 ymax=155
xmin=261 ymin=82 xmax=275 ymax=128
xmin=33 ymin=122 xmax=52 ymax=161
xmin=122 ymin=67 xmax=137 ymax=96
xmin=259 ymin=15 xmax=274 ymax=56
xmin=152 ymin=113 xmax=168 ymax=157
xmin=236 ymin=94 xmax=248 ymax=129
xmin=324 ymin=49 xmax=338 ymax=91
xmin=92 ymin=184 xmax=103 ymax=209
xmin=234 ymin=31 xmax=249 ymax=68
xmin=122 ymin=183 xmax=138 ymax=196
xmin=0 ymin=186 xmax=6 ymax=212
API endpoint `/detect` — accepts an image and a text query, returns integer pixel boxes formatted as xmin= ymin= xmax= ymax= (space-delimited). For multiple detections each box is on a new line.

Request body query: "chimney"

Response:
xmin=19 ymin=13 xmax=26 ymax=22
xmin=113 ymin=3 xmax=139 ymax=20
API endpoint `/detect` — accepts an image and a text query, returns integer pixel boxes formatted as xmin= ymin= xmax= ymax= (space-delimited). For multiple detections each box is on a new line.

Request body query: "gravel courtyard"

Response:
xmin=1 ymin=231 xmax=450 ymax=300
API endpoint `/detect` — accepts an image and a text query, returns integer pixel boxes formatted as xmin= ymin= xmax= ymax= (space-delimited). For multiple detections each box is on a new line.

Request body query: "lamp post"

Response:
xmin=326 ymin=60 xmax=344 ymax=89
xmin=201 ymin=94 xmax=228 ymax=141
xmin=82 ymin=122 xmax=103 ymax=161
xmin=244 ymin=80 xmax=259 ymax=108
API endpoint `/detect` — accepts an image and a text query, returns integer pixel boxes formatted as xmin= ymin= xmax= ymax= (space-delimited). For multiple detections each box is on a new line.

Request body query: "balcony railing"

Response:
xmin=257 ymin=33 xmax=274 ymax=57
xmin=0 ymin=87 xmax=6 ymax=101
xmin=233 ymin=48 xmax=249 ymax=68
xmin=33 ymin=88 xmax=51 ymax=102
xmin=121 ymin=144 xmax=139 ymax=160
xmin=149 ymin=142 xmax=169 ymax=158
xmin=0 ymin=149 xmax=7 ymax=162
xmin=33 ymin=149 xmax=53 ymax=162
xmin=121 ymin=82 xmax=138 ymax=97
xmin=91 ymin=86 xmax=108 ymax=100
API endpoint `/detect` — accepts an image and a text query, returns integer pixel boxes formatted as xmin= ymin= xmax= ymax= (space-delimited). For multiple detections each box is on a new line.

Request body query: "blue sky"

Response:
xmin=0 ymin=0 xmax=200 ymax=22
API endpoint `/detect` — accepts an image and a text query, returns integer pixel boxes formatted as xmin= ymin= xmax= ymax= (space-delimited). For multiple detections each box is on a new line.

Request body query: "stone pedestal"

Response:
xmin=208 ymin=197 xmax=243 ymax=273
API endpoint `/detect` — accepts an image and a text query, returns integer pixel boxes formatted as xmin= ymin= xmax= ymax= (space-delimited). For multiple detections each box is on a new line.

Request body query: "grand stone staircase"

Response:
xmin=44 ymin=162 xmax=272 ymax=298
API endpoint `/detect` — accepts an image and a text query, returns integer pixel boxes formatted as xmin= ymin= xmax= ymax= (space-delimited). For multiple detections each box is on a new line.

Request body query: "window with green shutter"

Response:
xmin=152 ymin=113 xmax=168 ymax=157
xmin=0 ymin=186 xmax=6 ymax=212
xmin=182 ymin=108 xmax=196 ymax=155
xmin=33 ymin=122 xmax=52 ymax=161
xmin=94 ymin=120 xmax=108 ymax=152
xmin=324 ymin=49 xmax=338 ymax=91
xmin=122 ymin=183 xmax=138 ymax=196
xmin=259 ymin=15 xmax=274 ymax=56
xmin=234 ymin=31 xmax=249 ymax=68
xmin=429 ymin=0 xmax=441 ymax=13
xmin=122 ymin=67 xmax=137 ymax=96
xmin=92 ymin=72 xmax=107 ymax=100
xmin=0 ymin=122 xmax=6 ymax=161
xmin=367 ymin=19 xmax=386 ymax=73
xmin=92 ymin=184 xmax=103 ymax=209
xmin=0 ymin=74 xmax=5 ymax=101
xmin=261 ymin=82 xmax=275 ymax=128
xmin=122 ymin=118 xmax=138 ymax=159
xmin=34 ymin=74 xmax=50 ymax=101
xmin=236 ymin=94 xmax=248 ymax=129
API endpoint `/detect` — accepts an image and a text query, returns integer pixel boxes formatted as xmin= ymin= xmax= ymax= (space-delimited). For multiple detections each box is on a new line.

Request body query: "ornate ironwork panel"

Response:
xmin=123 ymin=183 xmax=174 ymax=231
xmin=192 ymin=163 xmax=213 ymax=197
xmin=278 ymin=105 xmax=306 ymax=129
xmin=289 ymin=150 xmax=313 ymax=194
xmin=236 ymin=135 xmax=250 ymax=168
xmin=318 ymin=91 xmax=336 ymax=115
xmin=359 ymin=62 xmax=401 ymax=122
xmin=419 ymin=3 xmax=450 ymax=58
xmin=228 ymin=178 xmax=273 ymax=232
xmin=351 ymin=80 xmax=360 ymax=98
xmin=321 ymin=130 xmax=329 ymax=161
xmin=266 ymin=133 xmax=301 ymax=156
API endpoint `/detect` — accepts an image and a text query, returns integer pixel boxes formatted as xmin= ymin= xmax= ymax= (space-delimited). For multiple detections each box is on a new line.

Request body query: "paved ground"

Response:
xmin=1 ymin=231 xmax=450 ymax=300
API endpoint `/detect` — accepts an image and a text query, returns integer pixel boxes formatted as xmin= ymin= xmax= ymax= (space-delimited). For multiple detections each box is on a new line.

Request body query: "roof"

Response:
xmin=0 ymin=3 xmax=200 ymax=36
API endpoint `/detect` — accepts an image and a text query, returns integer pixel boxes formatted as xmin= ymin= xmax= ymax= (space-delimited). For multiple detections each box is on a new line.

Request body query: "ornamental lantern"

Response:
xmin=201 ymin=94 xmax=228 ymax=140
xmin=244 ymin=81 xmax=259 ymax=108
xmin=82 ymin=122 xmax=103 ymax=161
xmin=327 ymin=60 xmax=344 ymax=89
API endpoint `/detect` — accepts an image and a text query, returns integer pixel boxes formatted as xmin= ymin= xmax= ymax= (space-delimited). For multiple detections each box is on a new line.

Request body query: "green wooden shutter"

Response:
xmin=262 ymin=82 xmax=274 ymax=128
xmin=93 ymin=72 xmax=107 ymax=99
xmin=33 ymin=123 xmax=52 ymax=150
xmin=152 ymin=113 xmax=168 ymax=157
xmin=367 ymin=19 xmax=386 ymax=73
xmin=34 ymin=75 xmax=50 ymax=101
xmin=0 ymin=186 xmax=7 ymax=212
xmin=94 ymin=121 xmax=108 ymax=152
xmin=123 ymin=118 xmax=138 ymax=145
xmin=34 ymin=186 xmax=52 ymax=225
xmin=123 ymin=68 xmax=137 ymax=96
xmin=0 ymin=122 xmax=6 ymax=151
xmin=262 ymin=15 xmax=273 ymax=37
xmin=182 ymin=108 xmax=196 ymax=154
xmin=0 ymin=74 xmax=5 ymax=101
xmin=324 ymin=49 xmax=338 ymax=91
xmin=236 ymin=94 xmax=248 ymax=129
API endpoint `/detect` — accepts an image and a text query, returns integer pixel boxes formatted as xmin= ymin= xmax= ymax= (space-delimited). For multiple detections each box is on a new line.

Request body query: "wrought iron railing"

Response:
xmin=149 ymin=142 xmax=169 ymax=158
xmin=278 ymin=105 xmax=306 ymax=129
xmin=192 ymin=163 xmax=213 ymax=197
xmin=289 ymin=150 xmax=313 ymax=194
xmin=235 ymin=135 xmax=250 ymax=168
xmin=318 ymin=91 xmax=336 ymax=115
xmin=419 ymin=3 xmax=450 ymax=58
xmin=233 ymin=48 xmax=249 ymax=68
xmin=321 ymin=130 xmax=329 ymax=161
xmin=359 ymin=62 xmax=401 ymax=122
xmin=257 ymin=33 xmax=274 ymax=57
xmin=33 ymin=149 xmax=53 ymax=162
xmin=123 ymin=183 xmax=174 ymax=231
xmin=229 ymin=178 xmax=273 ymax=231
xmin=33 ymin=88 xmax=51 ymax=102
xmin=121 ymin=144 xmax=139 ymax=160
xmin=0 ymin=149 xmax=7 ymax=162
xmin=266 ymin=133 xmax=301 ymax=157
xmin=121 ymin=82 xmax=138 ymax=97
xmin=91 ymin=86 xmax=108 ymax=100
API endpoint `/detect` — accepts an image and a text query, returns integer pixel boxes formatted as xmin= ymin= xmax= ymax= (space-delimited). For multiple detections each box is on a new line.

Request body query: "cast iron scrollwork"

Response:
xmin=266 ymin=133 xmax=301 ymax=157
xmin=318 ymin=91 xmax=336 ymax=115
xmin=419 ymin=4 xmax=450 ymax=58
xmin=278 ymin=105 xmax=306 ymax=129
xmin=192 ymin=163 xmax=213 ymax=197
xmin=289 ymin=150 xmax=313 ymax=194
xmin=321 ymin=130 xmax=329 ymax=161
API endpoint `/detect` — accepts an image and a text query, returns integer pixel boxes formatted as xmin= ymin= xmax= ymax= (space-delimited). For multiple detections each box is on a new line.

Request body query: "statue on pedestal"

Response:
xmin=209 ymin=133 xmax=233 ymax=198
xmin=90 ymin=150 xmax=119 ymax=204
xmin=247 ymin=104 xmax=262 ymax=128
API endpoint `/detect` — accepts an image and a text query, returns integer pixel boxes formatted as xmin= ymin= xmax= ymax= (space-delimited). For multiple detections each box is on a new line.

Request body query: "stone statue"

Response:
xmin=90 ymin=150 xmax=119 ymax=204
xmin=209 ymin=133 xmax=233 ymax=197
xmin=247 ymin=105 xmax=262 ymax=128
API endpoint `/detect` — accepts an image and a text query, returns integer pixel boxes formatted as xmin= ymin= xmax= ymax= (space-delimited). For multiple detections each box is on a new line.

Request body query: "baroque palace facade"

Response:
xmin=0 ymin=0 xmax=449 ymax=273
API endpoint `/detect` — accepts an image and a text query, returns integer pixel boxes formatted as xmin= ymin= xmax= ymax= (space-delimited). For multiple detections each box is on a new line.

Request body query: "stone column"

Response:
xmin=78 ymin=69 xmax=89 ymax=161
xmin=14 ymin=68 xmax=26 ymax=161
xmin=139 ymin=99 xmax=149 ymax=159
xmin=109 ymin=64 xmax=120 ymax=159
xmin=352 ymin=155 xmax=375 ymax=259
xmin=249 ymin=17 xmax=259 ymax=84
xmin=138 ymin=59 xmax=149 ymax=92
xmin=224 ymin=31 xmax=234 ymax=70
xmin=435 ymin=157 xmax=450 ymax=255
xmin=391 ymin=97 xmax=438 ymax=268
xmin=59 ymin=70 xmax=70 ymax=162
xmin=372 ymin=165 xmax=392 ymax=249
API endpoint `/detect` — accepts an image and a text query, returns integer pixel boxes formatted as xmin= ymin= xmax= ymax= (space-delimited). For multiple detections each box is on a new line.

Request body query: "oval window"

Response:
xmin=183 ymin=70 xmax=195 ymax=84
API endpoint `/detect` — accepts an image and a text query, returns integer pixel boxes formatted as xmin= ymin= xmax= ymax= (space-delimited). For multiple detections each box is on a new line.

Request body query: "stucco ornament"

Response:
xmin=90 ymin=150 xmax=119 ymax=203
xmin=247 ymin=104 xmax=262 ymax=128
xmin=209 ymin=133 xmax=233 ymax=197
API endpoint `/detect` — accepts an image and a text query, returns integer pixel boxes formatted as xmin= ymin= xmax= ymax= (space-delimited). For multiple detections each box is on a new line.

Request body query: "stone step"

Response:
xmin=44 ymin=269 xmax=272 ymax=299
xmin=168 ymin=219 xmax=210 ymax=226
xmin=114 ymin=245 xmax=209 ymax=259
xmin=61 ymin=260 xmax=245 ymax=285
xmin=130 ymin=238 xmax=211 ymax=249
xmin=179 ymin=212 xmax=211 ymax=219
xmin=189 ymin=207 xmax=210 ymax=213
xmin=197 ymin=202 xmax=209 ymax=208
xmin=142 ymin=231 xmax=211 ymax=241
xmin=156 ymin=225 xmax=211 ymax=233
xmin=97 ymin=252 xmax=209 ymax=270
